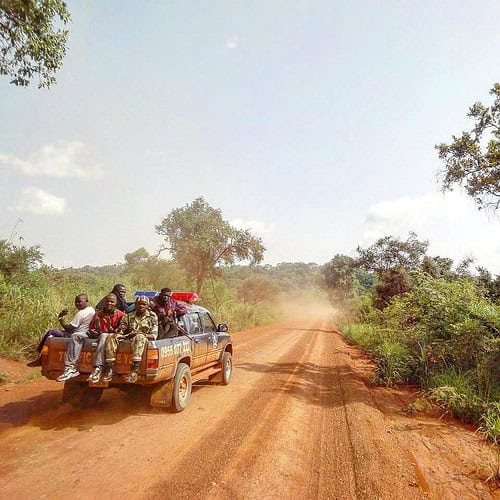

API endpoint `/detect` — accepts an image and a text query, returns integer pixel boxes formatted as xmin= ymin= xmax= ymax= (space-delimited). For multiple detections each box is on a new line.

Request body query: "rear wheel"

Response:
xmin=221 ymin=351 xmax=232 ymax=385
xmin=171 ymin=363 xmax=192 ymax=413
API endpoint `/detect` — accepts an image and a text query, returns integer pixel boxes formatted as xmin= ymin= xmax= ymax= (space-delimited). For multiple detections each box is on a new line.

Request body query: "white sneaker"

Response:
xmin=57 ymin=367 xmax=80 ymax=382
xmin=87 ymin=366 xmax=102 ymax=383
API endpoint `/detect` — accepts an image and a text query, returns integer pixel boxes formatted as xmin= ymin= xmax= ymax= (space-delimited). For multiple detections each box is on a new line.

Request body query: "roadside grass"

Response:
xmin=477 ymin=404 xmax=500 ymax=481
xmin=340 ymin=275 xmax=500 ymax=444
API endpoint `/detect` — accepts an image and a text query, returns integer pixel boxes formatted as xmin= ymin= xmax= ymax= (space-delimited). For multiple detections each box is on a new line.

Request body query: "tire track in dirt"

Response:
xmin=146 ymin=325 xmax=319 ymax=498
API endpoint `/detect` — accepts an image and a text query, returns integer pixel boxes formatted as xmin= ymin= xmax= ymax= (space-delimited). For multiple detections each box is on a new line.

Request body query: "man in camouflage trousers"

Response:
xmin=103 ymin=295 xmax=158 ymax=383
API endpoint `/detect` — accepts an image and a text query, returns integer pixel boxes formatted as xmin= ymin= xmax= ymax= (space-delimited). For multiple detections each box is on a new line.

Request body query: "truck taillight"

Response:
xmin=147 ymin=349 xmax=159 ymax=369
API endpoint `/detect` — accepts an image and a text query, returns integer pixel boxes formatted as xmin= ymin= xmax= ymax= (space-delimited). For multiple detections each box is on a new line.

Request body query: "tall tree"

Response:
xmin=0 ymin=0 xmax=70 ymax=88
xmin=357 ymin=232 xmax=428 ymax=273
xmin=436 ymin=83 xmax=500 ymax=210
xmin=155 ymin=198 xmax=265 ymax=294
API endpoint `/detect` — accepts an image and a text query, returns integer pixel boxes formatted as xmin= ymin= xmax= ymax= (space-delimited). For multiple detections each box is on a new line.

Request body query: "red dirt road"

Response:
xmin=0 ymin=318 xmax=498 ymax=499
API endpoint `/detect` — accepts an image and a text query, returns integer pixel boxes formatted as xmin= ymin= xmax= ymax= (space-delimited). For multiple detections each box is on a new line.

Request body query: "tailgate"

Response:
xmin=43 ymin=337 xmax=98 ymax=375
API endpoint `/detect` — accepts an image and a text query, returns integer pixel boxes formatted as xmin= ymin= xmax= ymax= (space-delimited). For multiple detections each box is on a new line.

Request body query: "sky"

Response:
xmin=1 ymin=1 xmax=499 ymax=273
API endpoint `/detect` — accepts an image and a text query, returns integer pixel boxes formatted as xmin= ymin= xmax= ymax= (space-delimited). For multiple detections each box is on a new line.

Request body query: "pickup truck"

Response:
xmin=41 ymin=295 xmax=233 ymax=412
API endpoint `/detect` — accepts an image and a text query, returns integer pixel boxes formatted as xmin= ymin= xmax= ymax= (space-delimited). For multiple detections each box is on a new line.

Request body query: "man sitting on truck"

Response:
xmin=102 ymin=295 xmax=158 ymax=383
xmin=82 ymin=293 xmax=126 ymax=383
xmin=58 ymin=295 xmax=124 ymax=382
xmin=150 ymin=287 xmax=188 ymax=339
xmin=27 ymin=294 xmax=95 ymax=367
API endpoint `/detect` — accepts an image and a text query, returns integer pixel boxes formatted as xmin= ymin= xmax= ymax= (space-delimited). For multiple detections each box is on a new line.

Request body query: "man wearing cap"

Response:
xmin=150 ymin=287 xmax=188 ymax=339
xmin=103 ymin=295 xmax=158 ymax=383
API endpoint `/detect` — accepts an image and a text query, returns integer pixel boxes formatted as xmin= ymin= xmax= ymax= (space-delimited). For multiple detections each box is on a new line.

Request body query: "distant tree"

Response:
xmin=124 ymin=247 xmax=186 ymax=290
xmin=0 ymin=0 xmax=71 ymax=88
xmin=476 ymin=266 xmax=500 ymax=303
xmin=454 ymin=256 xmax=475 ymax=278
xmin=421 ymin=255 xmax=454 ymax=279
xmin=268 ymin=262 xmax=321 ymax=291
xmin=436 ymin=83 xmax=500 ymax=210
xmin=321 ymin=254 xmax=357 ymax=300
xmin=124 ymin=247 xmax=149 ymax=265
xmin=155 ymin=197 xmax=265 ymax=294
xmin=237 ymin=275 xmax=280 ymax=304
xmin=357 ymin=232 xmax=429 ymax=273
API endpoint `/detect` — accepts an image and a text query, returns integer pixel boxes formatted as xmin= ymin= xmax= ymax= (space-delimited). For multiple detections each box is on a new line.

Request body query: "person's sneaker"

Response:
xmin=87 ymin=366 xmax=102 ymax=383
xmin=26 ymin=357 xmax=42 ymax=367
xmin=57 ymin=367 xmax=79 ymax=382
xmin=102 ymin=367 xmax=113 ymax=382
xmin=126 ymin=370 xmax=138 ymax=383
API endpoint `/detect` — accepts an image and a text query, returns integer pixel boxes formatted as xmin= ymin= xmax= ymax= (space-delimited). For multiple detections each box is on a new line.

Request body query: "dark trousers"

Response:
xmin=37 ymin=329 xmax=70 ymax=352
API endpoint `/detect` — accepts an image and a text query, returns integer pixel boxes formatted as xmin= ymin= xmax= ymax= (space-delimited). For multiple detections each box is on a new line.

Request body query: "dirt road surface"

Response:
xmin=0 ymin=317 xmax=498 ymax=499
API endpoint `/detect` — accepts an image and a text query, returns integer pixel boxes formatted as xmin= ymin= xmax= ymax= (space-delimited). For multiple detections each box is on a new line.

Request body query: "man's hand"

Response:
xmin=58 ymin=308 xmax=69 ymax=319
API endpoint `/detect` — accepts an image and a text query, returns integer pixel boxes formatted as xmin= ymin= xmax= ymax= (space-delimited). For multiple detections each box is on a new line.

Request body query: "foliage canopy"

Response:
xmin=436 ymin=83 xmax=500 ymax=210
xmin=0 ymin=0 xmax=70 ymax=88
xmin=155 ymin=197 xmax=265 ymax=294
xmin=357 ymin=232 xmax=428 ymax=273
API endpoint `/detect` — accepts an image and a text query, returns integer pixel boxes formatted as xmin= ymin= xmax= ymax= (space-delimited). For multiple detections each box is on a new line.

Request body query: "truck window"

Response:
xmin=189 ymin=313 xmax=202 ymax=334
xmin=201 ymin=312 xmax=216 ymax=333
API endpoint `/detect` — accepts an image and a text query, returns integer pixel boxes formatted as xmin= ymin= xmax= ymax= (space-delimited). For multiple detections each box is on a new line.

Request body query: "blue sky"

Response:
xmin=1 ymin=1 xmax=499 ymax=272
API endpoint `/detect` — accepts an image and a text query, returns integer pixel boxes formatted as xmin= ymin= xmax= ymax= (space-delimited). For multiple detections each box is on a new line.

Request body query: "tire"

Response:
xmin=221 ymin=351 xmax=232 ymax=386
xmin=62 ymin=379 xmax=85 ymax=405
xmin=171 ymin=363 xmax=192 ymax=413
xmin=80 ymin=386 xmax=104 ymax=408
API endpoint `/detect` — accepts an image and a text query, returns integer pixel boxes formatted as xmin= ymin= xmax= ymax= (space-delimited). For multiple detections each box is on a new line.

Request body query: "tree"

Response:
xmin=155 ymin=198 xmax=265 ymax=294
xmin=0 ymin=0 xmax=70 ymax=88
xmin=357 ymin=232 xmax=429 ymax=273
xmin=421 ymin=255 xmax=454 ymax=279
xmin=321 ymin=254 xmax=357 ymax=300
xmin=237 ymin=276 xmax=280 ymax=304
xmin=436 ymin=83 xmax=500 ymax=210
xmin=124 ymin=247 xmax=149 ymax=265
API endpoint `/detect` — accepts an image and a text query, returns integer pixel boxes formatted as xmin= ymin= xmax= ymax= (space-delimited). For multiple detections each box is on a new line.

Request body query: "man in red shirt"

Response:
xmin=86 ymin=294 xmax=125 ymax=383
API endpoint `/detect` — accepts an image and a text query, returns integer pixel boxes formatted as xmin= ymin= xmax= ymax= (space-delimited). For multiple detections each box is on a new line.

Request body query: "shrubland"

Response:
xmin=323 ymin=234 xmax=500 ymax=448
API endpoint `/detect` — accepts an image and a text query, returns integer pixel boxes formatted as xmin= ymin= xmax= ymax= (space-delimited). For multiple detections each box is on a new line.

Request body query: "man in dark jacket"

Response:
xmin=150 ymin=288 xmax=188 ymax=339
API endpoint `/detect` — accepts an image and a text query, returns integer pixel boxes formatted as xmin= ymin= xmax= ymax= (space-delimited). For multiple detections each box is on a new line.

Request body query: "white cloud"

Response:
xmin=362 ymin=192 xmax=500 ymax=273
xmin=231 ymin=218 xmax=275 ymax=236
xmin=225 ymin=35 xmax=239 ymax=49
xmin=10 ymin=187 xmax=66 ymax=215
xmin=0 ymin=141 xmax=103 ymax=179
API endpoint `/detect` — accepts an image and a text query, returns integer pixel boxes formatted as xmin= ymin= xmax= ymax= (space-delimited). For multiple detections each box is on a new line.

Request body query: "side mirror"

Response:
xmin=217 ymin=323 xmax=228 ymax=333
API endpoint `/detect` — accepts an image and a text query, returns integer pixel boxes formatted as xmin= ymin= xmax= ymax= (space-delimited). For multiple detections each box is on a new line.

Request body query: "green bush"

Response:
xmin=341 ymin=272 xmax=499 ymax=435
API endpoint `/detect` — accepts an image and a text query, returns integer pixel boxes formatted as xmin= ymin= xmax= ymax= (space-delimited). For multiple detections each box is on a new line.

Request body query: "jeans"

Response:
xmin=64 ymin=332 xmax=89 ymax=368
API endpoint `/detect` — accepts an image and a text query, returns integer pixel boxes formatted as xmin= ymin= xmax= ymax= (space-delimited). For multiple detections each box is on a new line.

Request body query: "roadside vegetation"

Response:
xmin=322 ymin=233 xmax=499 ymax=455
xmin=0 ymin=236 xmax=322 ymax=360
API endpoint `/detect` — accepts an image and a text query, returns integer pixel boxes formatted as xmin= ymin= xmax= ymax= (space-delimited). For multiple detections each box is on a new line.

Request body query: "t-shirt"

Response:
xmin=69 ymin=306 xmax=95 ymax=333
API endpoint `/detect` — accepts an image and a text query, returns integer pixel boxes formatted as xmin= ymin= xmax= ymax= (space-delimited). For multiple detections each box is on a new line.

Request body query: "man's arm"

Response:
xmin=174 ymin=302 xmax=188 ymax=317
xmin=146 ymin=312 xmax=159 ymax=340
xmin=58 ymin=309 xmax=76 ymax=333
